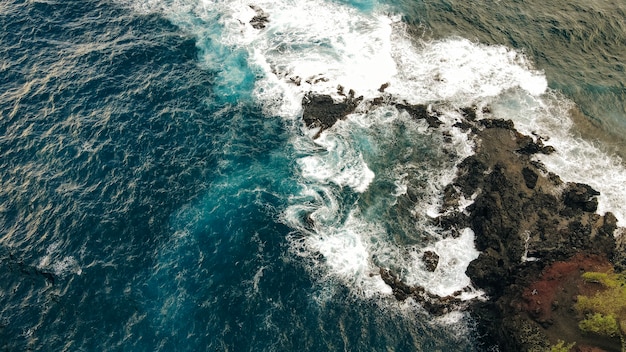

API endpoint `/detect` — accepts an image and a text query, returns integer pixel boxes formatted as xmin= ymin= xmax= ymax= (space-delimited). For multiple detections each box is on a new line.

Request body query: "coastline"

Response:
xmin=442 ymin=108 xmax=623 ymax=351
xmin=302 ymin=92 xmax=626 ymax=351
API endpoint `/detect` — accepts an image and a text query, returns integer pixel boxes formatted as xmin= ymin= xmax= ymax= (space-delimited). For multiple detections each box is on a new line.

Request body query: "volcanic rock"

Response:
xmin=395 ymin=103 xmax=442 ymax=128
xmin=249 ymin=5 xmax=269 ymax=29
xmin=563 ymin=182 xmax=600 ymax=212
xmin=422 ymin=251 xmax=439 ymax=272
xmin=302 ymin=92 xmax=362 ymax=138
xmin=379 ymin=267 xmax=464 ymax=315
xmin=299 ymin=96 xmax=626 ymax=350
xmin=434 ymin=109 xmax=623 ymax=351
xmin=521 ymin=167 xmax=539 ymax=189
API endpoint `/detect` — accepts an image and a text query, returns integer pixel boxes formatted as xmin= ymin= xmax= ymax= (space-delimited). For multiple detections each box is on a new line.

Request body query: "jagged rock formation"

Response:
xmin=302 ymin=92 xmax=363 ymax=138
xmin=436 ymin=111 xmax=622 ymax=351
xmin=379 ymin=268 xmax=466 ymax=316
xmin=301 ymin=90 xmax=441 ymax=138
xmin=422 ymin=251 xmax=439 ymax=272
xmin=300 ymin=93 xmax=625 ymax=350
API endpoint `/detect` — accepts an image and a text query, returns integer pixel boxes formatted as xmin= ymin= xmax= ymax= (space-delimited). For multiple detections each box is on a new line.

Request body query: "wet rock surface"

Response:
xmin=249 ymin=5 xmax=269 ymax=29
xmin=395 ymin=103 xmax=442 ymax=128
xmin=435 ymin=108 xmax=623 ymax=351
xmin=379 ymin=268 xmax=466 ymax=316
xmin=422 ymin=251 xmax=439 ymax=272
xmin=301 ymin=89 xmax=441 ymax=138
xmin=302 ymin=92 xmax=363 ymax=138
xmin=301 ymin=95 xmax=625 ymax=350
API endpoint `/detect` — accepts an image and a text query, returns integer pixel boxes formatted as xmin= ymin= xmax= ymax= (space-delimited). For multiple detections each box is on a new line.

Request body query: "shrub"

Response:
xmin=548 ymin=340 xmax=575 ymax=352
xmin=578 ymin=313 xmax=619 ymax=337
xmin=576 ymin=271 xmax=626 ymax=322
xmin=581 ymin=271 xmax=624 ymax=288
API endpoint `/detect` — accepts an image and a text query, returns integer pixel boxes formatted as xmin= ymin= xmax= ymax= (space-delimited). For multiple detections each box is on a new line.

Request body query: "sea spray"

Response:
xmin=123 ymin=0 xmax=626 ymax=320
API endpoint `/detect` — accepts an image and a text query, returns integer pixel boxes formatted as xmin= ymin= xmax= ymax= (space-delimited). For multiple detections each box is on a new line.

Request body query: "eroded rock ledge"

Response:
xmin=301 ymin=87 xmax=441 ymax=138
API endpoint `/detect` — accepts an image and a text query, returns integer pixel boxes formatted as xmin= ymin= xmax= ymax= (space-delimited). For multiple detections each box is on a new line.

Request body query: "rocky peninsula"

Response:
xmin=301 ymin=90 xmax=626 ymax=351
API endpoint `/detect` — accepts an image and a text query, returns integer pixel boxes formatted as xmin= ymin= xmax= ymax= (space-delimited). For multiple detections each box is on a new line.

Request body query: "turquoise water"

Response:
xmin=1 ymin=0 xmax=624 ymax=350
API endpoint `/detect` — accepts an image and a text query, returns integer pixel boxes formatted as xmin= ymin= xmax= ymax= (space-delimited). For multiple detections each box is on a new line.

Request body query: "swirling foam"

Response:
xmin=122 ymin=0 xmax=626 ymax=305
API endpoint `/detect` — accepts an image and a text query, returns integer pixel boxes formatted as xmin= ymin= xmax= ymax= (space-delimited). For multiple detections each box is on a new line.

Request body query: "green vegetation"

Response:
xmin=578 ymin=313 xmax=619 ymax=337
xmin=547 ymin=340 xmax=575 ymax=352
xmin=575 ymin=270 xmax=626 ymax=344
xmin=580 ymin=271 xmax=624 ymax=288
xmin=577 ymin=271 xmax=626 ymax=320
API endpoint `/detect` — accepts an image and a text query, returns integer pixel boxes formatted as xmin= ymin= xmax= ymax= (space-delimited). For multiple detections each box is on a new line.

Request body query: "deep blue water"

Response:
xmin=1 ymin=0 xmax=624 ymax=351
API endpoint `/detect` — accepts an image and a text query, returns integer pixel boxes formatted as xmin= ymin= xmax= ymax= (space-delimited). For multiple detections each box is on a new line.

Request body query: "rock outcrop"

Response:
xmin=379 ymin=267 xmax=466 ymax=316
xmin=302 ymin=92 xmax=363 ymax=138
xmin=249 ymin=5 xmax=269 ymax=29
xmin=300 ymin=94 xmax=625 ymax=350
xmin=435 ymin=109 xmax=622 ymax=351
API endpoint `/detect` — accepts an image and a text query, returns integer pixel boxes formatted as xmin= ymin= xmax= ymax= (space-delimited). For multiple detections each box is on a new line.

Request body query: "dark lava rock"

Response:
xmin=601 ymin=212 xmax=619 ymax=236
xmin=516 ymin=134 xmax=556 ymax=155
xmin=479 ymin=118 xmax=514 ymax=130
xmin=379 ymin=268 xmax=464 ymax=315
xmin=422 ymin=251 xmax=439 ymax=272
xmin=455 ymin=156 xmax=488 ymax=197
xmin=395 ymin=103 xmax=442 ymax=128
xmin=380 ymin=268 xmax=413 ymax=301
xmin=249 ymin=5 xmax=269 ymax=29
xmin=299 ymin=99 xmax=626 ymax=350
xmin=563 ymin=182 xmax=600 ymax=212
xmin=442 ymin=184 xmax=460 ymax=208
xmin=460 ymin=106 xmax=478 ymax=121
xmin=425 ymin=108 xmax=623 ymax=350
xmin=522 ymin=167 xmax=538 ymax=189
xmin=453 ymin=120 xmax=473 ymax=131
xmin=302 ymin=92 xmax=362 ymax=138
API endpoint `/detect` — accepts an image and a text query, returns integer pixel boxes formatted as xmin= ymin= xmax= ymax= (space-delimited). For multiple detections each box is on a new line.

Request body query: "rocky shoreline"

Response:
xmin=301 ymin=91 xmax=626 ymax=351
xmin=443 ymin=109 xmax=622 ymax=351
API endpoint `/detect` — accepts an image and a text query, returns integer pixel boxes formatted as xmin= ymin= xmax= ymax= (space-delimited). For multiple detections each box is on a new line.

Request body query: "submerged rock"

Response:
xmin=379 ymin=267 xmax=465 ymax=315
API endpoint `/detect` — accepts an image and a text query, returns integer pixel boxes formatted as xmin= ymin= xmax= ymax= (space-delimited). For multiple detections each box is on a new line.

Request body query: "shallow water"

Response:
xmin=1 ymin=0 xmax=624 ymax=350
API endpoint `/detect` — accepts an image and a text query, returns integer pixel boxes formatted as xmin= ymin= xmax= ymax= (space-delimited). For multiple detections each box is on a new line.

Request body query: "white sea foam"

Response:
xmin=298 ymin=126 xmax=375 ymax=193
xmin=306 ymin=211 xmax=393 ymax=297
xmin=404 ymin=228 xmax=481 ymax=298
xmin=125 ymin=0 xmax=626 ymax=309
xmin=491 ymin=90 xmax=626 ymax=225
xmin=386 ymin=35 xmax=548 ymax=105
xmin=37 ymin=242 xmax=82 ymax=277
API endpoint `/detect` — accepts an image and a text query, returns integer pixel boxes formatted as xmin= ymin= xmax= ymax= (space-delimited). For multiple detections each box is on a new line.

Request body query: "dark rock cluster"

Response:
xmin=422 ymin=251 xmax=439 ymax=272
xmin=379 ymin=268 xmax=466 ymax=316
xmin=301 ymin=89 xmax=442 ymax=138
xmin=434 ymin=109 xmax=621 ymax=351
xmin=300 ymin=91 xmax=625 ymax=350
xmin=302 ymin=91 xmax=362 ymax=137
xmin=249 ymin=5 xmax=269 ymax=30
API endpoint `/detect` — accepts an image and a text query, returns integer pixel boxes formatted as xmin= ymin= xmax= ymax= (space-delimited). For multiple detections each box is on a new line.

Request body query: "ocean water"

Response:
xmin=0 ymin=0 xmax=624 ymax=351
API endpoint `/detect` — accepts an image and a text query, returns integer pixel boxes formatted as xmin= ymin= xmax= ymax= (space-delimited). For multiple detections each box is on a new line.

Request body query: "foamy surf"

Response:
xmin=123 ymin=0 xmax=626 ymax=307
xmin=491 ymin=89 xmax=626 ymax=225
xmin=298 ymin=128 xmax=375 ymax=193
xmin=37 ymin=242 xmax=82 ymax=277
